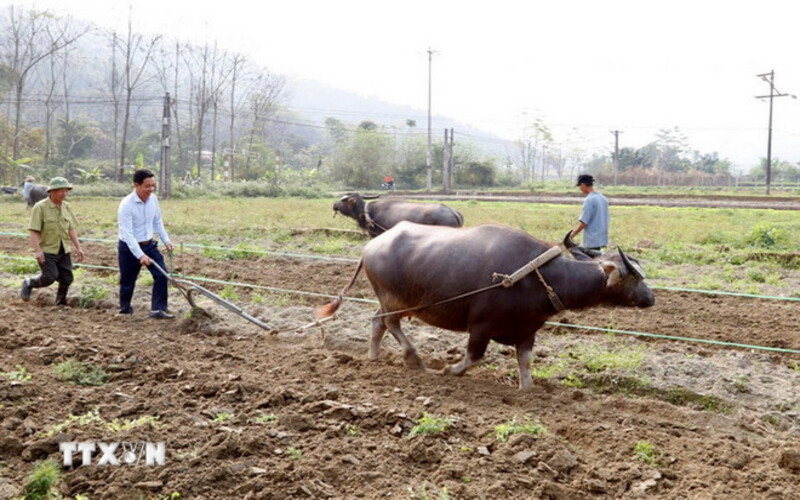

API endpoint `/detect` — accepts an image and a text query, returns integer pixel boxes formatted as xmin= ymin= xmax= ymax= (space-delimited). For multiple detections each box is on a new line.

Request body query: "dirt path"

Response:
xmin=402 ymin=192 xmax=800 ymax=210
xmin=1 ymin=235 xmax=799 ymax=499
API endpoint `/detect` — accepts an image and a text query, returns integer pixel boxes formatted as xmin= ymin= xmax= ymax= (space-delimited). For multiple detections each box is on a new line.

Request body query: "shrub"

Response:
xmin=745 ymin=222 xmax=784 ymax=248
xmin=21 ymin=460 xmax=62 ymax=500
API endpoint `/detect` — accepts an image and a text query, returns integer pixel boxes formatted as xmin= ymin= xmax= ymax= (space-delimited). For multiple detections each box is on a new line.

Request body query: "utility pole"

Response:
xmin=426 ymin=47 xmax=435 ymax=191
xmin=159 ymin=92 xmax=171 ymax=198
xmin=611 ymin=130 xmax=622 ymax=185
xmin=443 ymin=128 xmax=454 ymax=192
xmin=755 ymin=70 xmax=796 ymax=195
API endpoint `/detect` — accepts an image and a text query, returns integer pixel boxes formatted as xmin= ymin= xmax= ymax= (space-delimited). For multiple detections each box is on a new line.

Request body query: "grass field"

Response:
xmin=1 ymin=195 xmax=798 ymax=297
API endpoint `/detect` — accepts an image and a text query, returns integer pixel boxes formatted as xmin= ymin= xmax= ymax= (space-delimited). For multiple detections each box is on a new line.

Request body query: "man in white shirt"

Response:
xmin=117 ymin=169 xmax=175 ymax=318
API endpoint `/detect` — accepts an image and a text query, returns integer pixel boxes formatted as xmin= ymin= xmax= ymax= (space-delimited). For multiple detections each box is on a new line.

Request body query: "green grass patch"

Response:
xmin=531 ymin=359 xmax=569 ymax=379
xmin=633 ymin=440 xmax=659 ymax=467
xmin=0 ymin=255 xmax=39 ymax=275
xmin=571 ymin=342 xmax=646 ymax=373
xmin=213 ymin=412 xmax=234 ymax=423
xmin=2 ymin=365 xmax=32 ymax=382
xmin=581 ymin=373 xmax=651 ymax=396
xmin=494 ymin=416 xmax=547 ymax=442
xmin=106 ymin=415 xmax=160 ymax=432
xmin=409 ymin=412 xmax=452 ymax=437
xmin=408 ymin=483 xmax=451 ymax=500
xmin=198 ymin=241 xmax=259 ymax=261
xmin=663 ymin=386 xmax=731 ymax=413
xmin=250 ymin=413 xmax=278 ymax=424
xmin=43 ymin=410 xmax=103 ymax=437
xmin=54 ymin=359 xmax=110 ymax=386
xmin=78 ymin=284 xmax=109 ymax=308
xmin=218 ymin=285 xmax=240 ymax=301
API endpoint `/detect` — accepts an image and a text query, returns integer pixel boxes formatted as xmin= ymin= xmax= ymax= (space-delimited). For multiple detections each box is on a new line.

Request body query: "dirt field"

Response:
xmin=1 ymin=235 xmax=799 ymax=499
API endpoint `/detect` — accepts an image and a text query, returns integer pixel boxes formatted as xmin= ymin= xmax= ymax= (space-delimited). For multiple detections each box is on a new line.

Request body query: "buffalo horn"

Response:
xmin=618 ymin=248 xmax=646 ymax=280
xmin=362 ymin=194 xmax=381 ymax=200
xmin=563 ymin=230 xmax=577 ymax=249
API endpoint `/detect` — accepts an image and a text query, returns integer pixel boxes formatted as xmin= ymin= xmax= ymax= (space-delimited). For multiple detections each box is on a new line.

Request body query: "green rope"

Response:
xmin=649 ymin=285 xmax=800 ymax=302
xmin=544 ymin=322 xmax=800 ymax=355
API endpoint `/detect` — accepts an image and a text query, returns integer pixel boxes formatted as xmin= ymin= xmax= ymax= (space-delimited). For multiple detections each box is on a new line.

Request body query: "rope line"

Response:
xmin=544 ymin=322 xmax=800 ymax=355
xmin=1 ymin=253 xmax=798 ymax=355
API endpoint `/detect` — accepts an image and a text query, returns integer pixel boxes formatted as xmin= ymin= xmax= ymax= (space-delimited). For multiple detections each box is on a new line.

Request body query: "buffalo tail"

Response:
xmin=315 ymin=259 xmax=364 ymax=319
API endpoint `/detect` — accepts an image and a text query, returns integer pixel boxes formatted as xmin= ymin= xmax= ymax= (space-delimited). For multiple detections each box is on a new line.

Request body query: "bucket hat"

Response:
xmin=47 ymin=177 xmax=73 ymax=192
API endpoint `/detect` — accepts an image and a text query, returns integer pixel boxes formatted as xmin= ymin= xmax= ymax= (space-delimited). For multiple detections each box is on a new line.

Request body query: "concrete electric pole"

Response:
xmin=426 ymin=47 xmax=435 ymax=191
xmin=611 ymin=130 xmax=622 ymax=185
xmin=160 ymin=92 xmax=171 ymax=198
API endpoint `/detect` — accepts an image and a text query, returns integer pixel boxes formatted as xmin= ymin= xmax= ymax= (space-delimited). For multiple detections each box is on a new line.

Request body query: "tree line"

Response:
xmin=4 ymin=6 xmax=788 ymax=194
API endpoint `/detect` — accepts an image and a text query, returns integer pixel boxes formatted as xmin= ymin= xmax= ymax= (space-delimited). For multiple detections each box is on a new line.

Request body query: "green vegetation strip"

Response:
xmin=0 ymin=231 xmax=358 ymax=263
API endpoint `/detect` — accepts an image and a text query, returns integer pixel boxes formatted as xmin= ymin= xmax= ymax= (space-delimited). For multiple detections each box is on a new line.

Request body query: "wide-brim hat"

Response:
xmin=25 ymin=175 xmax=35 ymax=182
xmin=47 ymin=177 xmax=73 ymax=192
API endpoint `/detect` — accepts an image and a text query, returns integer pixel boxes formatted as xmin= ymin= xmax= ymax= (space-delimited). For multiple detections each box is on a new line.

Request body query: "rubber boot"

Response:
xmin=55 ymin=283 xmax=69 ymax=306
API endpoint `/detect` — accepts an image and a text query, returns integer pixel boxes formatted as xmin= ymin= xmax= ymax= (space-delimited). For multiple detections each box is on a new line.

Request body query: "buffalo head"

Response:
xmin=594 ymin=248 xmax=655 ymax=308
xmin=332 ymin=193 xmax=380 ymax=220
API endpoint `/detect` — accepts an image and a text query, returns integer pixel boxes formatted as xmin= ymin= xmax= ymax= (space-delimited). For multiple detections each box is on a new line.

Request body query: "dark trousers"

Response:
xmin=30 ymin=244 xmax=73 ymax=289
xmin=118 ymin=240 xmax=169 ymax=312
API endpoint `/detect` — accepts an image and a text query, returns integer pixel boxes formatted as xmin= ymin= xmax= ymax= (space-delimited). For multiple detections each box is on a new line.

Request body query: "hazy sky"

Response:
xmin=6 ymin=0 xmax=800 ymax=170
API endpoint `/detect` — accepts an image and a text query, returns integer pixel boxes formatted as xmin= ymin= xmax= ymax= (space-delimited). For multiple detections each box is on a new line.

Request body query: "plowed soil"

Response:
xmin=1 ymin=235 xmax=799 ymax=499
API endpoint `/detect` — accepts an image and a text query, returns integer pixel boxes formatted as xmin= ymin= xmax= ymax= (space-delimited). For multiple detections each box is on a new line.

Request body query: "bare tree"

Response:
xmin=244 ymin=72 xmax=285 ymax=175
xmin=185 ymin=42 xmax=234 ymax=181
xmin=227 ymin=53 xmax=249 ymax=181
xmin=40 ymin=33 xmax=62 ymax=169
xmin=107 ymin=30 xmax=121 ymax=165
xmin=0 ymin=6 xmax=86 ymax=166
xmin=115 ymin=12 xmax=161 ymax=181
xmin=515 ymin=136 xmax=536 ymax=183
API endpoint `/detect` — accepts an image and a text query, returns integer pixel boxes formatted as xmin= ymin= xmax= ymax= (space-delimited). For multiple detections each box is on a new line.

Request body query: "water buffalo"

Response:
xmin=24 ymin=184 xmax=48 ymax=207
xmin=318 ymin=222 xmax=655 ymax=390
xmin=333 ymin=193 xmax=464 ymax=237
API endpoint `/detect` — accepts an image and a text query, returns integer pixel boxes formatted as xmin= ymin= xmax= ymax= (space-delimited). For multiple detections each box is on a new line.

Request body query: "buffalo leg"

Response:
xmin=515 ymin=334 xmax=536 ymax=391
xmin=372 ymin=312 xmax=423 ymax=369
xmin=444 ymin=331 xmax=491 ymax=377
xmin=369 ymin=310 xmax=387 ymax=359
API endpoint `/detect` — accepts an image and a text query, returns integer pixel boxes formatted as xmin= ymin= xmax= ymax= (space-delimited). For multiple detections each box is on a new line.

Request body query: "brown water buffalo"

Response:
xmin=318 ymin=222 xmax=655 ymax=390
xmin=25 ymin=184 xmax=48 ymax=207
xmin=333 ymin=193 xmax=463 ymax=237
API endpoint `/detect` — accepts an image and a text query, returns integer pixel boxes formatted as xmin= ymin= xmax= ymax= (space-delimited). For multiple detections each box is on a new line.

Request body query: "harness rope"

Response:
xmin=362 ymin=210 xmax=388 ymax=234
xmin=492 ymin=245 xmax=566 ymax=311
